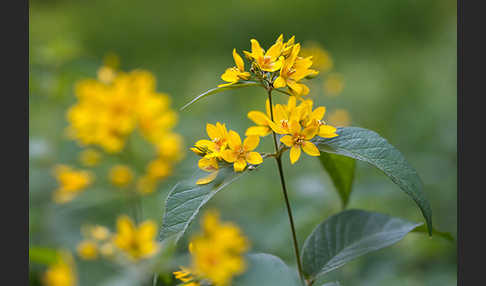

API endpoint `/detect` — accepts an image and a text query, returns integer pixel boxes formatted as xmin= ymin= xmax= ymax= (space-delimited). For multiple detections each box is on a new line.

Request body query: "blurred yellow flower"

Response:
xmin=52 ymin=165 xmax=93 ymax=204
xmin=78 ymin=149 xmax=101 ymax=167
xmin=327 ymin=109 xmax=352 ymax=127
xmin=76 ymin=240 xmax=98 ymax=260
xmin=136 ymin=175 xmax=158 ymax=195
xmin=112 ymin=215 xmax=159 ymax=261
xmin=324 ymin=73 xmax=344 ymax=96
xmin=90 ymin=225 xmax=110 ymax=241
xmin=300 ymin=41 xmax=334 ymax=73
xmin=109 ymin=165 xmax=134 ymax=188
xmin=67 ymin=68 xmax=183 ymax=159
xmin=43 ymin=252 xmax=77 ymax=286
xmin=99 ymin=242 xmax=115 ymax=257
xmin=174 ymin=210 xmax=249 ymax=286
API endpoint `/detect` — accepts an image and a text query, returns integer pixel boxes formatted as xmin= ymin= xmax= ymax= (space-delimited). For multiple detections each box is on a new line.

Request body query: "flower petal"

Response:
xmin=245 ymin=126 xmax=271 ymax=137
xmin=233 ymin=49 xmax=245 ymax=71
xmin=196 ymin=171 xmax=219 ymax=185
xmin=198 ymin=157 xmax=218 ymax=171
xmin=280 ymin=135 xmax=294 ymax=147
xmin=246 ymin=152 xmax=263 ymax=165
xmin=318 ymin=125 xmax=338 ymax=138
xmin=310 ymin=107 xmax=326 ymax=121
xmin=302 ymin=141 xmax=320 ymax=156
xmin=289 ymin=120 xmax=301 ymax=134
xmin=302 ymin=125 xmax=318 ymax=140
xmin=243 ymin=135 xmax=260 ymax=151
xmin=221 ymin=150 xmax=237 ymax=163
xmin=248 ymin=111 xmax=270 ymax=125
xmin=273 ymin=76 xmax=287 ymax=88
xmin=234 ymin=158 xmax=247 ymax=172
xmin=289 ymin=146 xmax=301 ymax=164
xmin=227 ymin=130 xmax=242 ymax=149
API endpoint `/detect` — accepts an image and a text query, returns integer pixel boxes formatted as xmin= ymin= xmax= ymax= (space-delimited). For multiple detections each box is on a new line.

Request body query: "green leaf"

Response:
xmin=301 ymin=209 xmax=421 ymax=280
xmin=412 ymin=225 xmax=455 ymax=242
xmin=159 ymin=166 xmax=251 ymax=243
xmin=320 ymin=282 xmax=341 ymax=286
xmin=312 ymin=127 xmax=432 ymax=235
xmin=180 ymin=81 xmax=263 ymax=111
xmin=318 ymin=153 xmax=356 ymax=209
xmin=233 ymin=253 xmax=301 ymax=286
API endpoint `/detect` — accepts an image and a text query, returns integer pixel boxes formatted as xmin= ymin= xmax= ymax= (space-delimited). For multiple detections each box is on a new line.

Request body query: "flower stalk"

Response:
xmin=267 ymin=88 xmax=306 ymax=286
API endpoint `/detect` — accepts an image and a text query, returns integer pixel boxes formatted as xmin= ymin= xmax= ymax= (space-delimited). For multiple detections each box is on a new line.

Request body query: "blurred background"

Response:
xmin=29 ymin=0 xmax=457 ymax=285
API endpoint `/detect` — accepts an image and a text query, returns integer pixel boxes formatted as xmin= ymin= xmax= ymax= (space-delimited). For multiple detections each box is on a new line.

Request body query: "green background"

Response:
xmin=29 ymin=0 xmax=457 ymax=285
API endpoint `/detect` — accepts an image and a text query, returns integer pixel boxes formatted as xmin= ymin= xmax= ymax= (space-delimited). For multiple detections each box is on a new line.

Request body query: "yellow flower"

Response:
xmin=191 ymin=122 xmax=231 ymax=184
xmin=218 ymin=49 xmax=251 ymax=87
xmin=43 ymin=252 xmax=77 ymax=286
xmin=136 ymin=175 xmax=158 ymax=195
xmin=221 ymin=131 xmax=263 ymax=172
xmin=78 ymin=149 xmax=102 ymax=167
xmin=76 ymin=240 xmax=98 ymax=260
xmin=155 ymin=133 xmax=185 ymax=162
xmin=267 ymin=97 xmax=306 ymax=135
xmin=324 ymin=72 xmax=344 ymax=96
xmin=100 ymin=243 xmax=115 ymax=257
xmin=52 ymin=165 xmax=93 ymax=204
xmin=280 ymin=120 xmax=321 ymax=164
xmin=112 ymin=215 xmax=159 ymax=261
xmin=327 ymin=109 xmax=351 ymax=127
xmin=300 ymin=41 xmax=333 ymax=72
xmin=109 ymin=165 xmax=134 ymax=188
xmin=276 ymin=34 xmax=296 ymax=57
xmin=175 ymin=210 xmax=249 ymax=286
xmin=273 ymin=43 xmax=319 ymax=97
xmin=90 ymin=225 xmax=110 ymax=241
xmin=297 ymin=100 xmax=339 ymax=138
xmin=244 ymin=37 xmax=284 ymax=72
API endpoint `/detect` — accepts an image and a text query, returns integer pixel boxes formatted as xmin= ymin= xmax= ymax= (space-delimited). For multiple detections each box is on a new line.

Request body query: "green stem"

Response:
xmin=267 ymin=89 xmax=305 ymax=285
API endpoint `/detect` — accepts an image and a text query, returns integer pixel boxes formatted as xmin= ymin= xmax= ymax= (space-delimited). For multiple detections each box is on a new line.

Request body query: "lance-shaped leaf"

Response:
xmin=233 ymin=253 xmax=301 ymax=286
xmin=159 ymin=166 xmax=251 ymax=243
xmin=318 ymin=153 xmax=356 ymax=209
xmin=301 ymin=209 xmax=421 ymax=280
xmin=312 ymin=127 xmax=432 ymax=234
xmin=180 ymin=81 xmax=263 ymax=111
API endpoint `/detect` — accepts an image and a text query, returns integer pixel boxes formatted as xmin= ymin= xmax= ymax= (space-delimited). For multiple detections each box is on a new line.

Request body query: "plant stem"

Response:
xmin=267 ymin=89 xmax=305 ymax=285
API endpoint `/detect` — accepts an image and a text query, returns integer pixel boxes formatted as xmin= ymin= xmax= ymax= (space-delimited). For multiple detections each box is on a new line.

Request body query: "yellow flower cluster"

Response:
xmin=191 ymin=123 xmax=263 ymax=184
xmin=174 ymin=210 xmax=249 ymax=286
xmin=42 ymin=251 xmax=77 ymax=286
xmin=76 ymin=215 xmax=159 ymax=262
xmin=219 ymin=34 xmax=319 ymax=97
xmin=65 ymin=60 xmax=184 ymax=195
xmin=109 ymin=165 xmax=134 ymax=188
xmin=76 ymin=225 xmax=112 ymax=260
xmin=52 ymin=165 xmax=93 ymax=204
xmin=78 ymin=149 xmax=102 ymax=167
xmin=247 ymin=96 xmax=338 ymax=164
